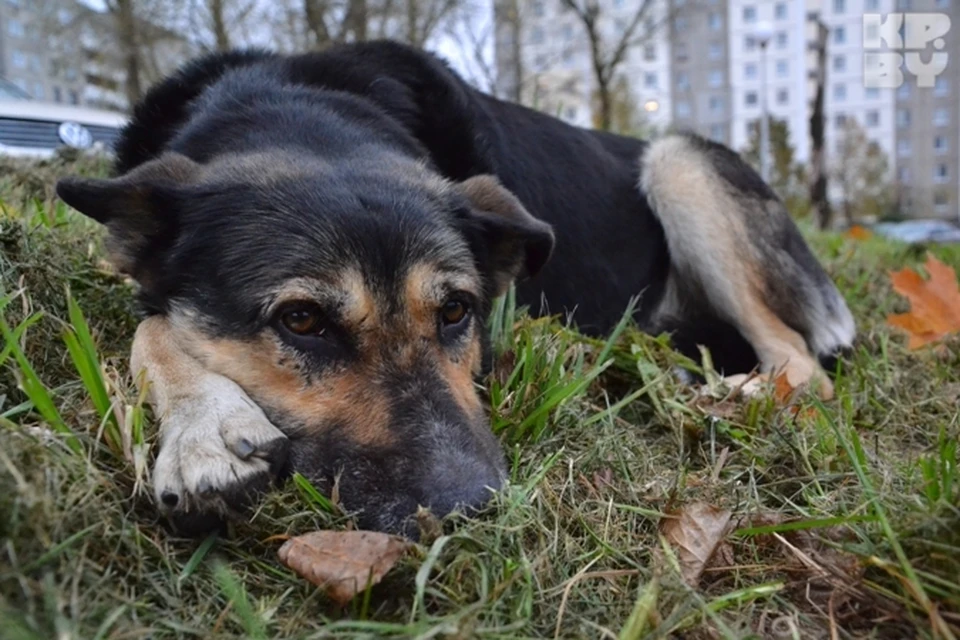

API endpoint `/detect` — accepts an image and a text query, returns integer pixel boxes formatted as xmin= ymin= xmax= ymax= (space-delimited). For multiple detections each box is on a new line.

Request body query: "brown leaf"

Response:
xmin=845 ymin=224 xmax=873 ymax=241
xmin=887 ymin=253 xmax=960 ymax=349
xmin=660 ymin=502 xmax=732 ymax=586
xmin=278 ymin=530 xmax=412 ymax=606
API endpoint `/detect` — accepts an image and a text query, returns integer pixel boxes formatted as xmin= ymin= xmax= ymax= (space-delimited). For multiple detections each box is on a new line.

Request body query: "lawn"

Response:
xmin=1 ymin=154 xmax=959 ymax=639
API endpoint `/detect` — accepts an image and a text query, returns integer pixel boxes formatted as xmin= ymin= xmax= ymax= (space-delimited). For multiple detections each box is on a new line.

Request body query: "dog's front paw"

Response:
xmin=152 ymin=377 xmax=289 ymax=535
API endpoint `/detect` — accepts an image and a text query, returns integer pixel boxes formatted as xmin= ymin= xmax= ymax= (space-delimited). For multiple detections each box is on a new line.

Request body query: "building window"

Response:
xmin=833 ymin=55 xmax=846 ymax=72
xmin=53 ymin=86 xmax=62 ymax=103
xmin=776 ymin=32 xmax=788 ymax=48
xmin=644 ymin=72 xmax=658 ymax=88
xmin=775 ymin=2 xmax=787 ymax=19
xmin=68 ymin=89 xmax=79 ymax=105
xmin=835 ymin=113 xmax=847 ymax=127
xmin=676 ymin=101 xmax=691 ymax=117
xmin=709 ymin=69 xmax=724 ymax=87
xmin=866 ymin=110 xmax=880 ymax=126
xmin=675 ymin=43 xmax=688 ymax=62
xmin=533 ymin=1 xmax=545 ymax=16
xmin=709 ymin=42 xmax=723 ymax=59
xmin=898 ymin=83 xmax=911 ymax=99
xmin=866 ymin=0 xmax=879 ymax=9
xmin=743 ymin=6 xmax=756 ymax=23
xmin=677 ymin=72 xmax=690 ymax=90
xmin=897 ymin=108 xmax=911 ymax=127
xmin=935 ymin=135 xmax=949 ymax=153
xmin=833 ymin=0 xmax=845 ymax=12
xmin=533 ymin=54 xmax=546 ymax=70
xmin=898 ymin=0 xmax=912 ymax=8
xmin=745 ymin=62 xmax=757 ymax=79
xmin=710 ymin=124 xmax=725 ymax=142
xmin=674 ymin=16 xmax=688 ymax=31
xmin=776 ymin=60 xmax=788 ymax=77
xmin=865 ymin=87 xmax=880 ymax=99
xmin=833 ymin=83 xmax=847 ymax=101
xmin=934 ymin=164 xmax=949 ymax=183
xmin=833 ymin=26 xmax=845 ymax=44
xmin=33 ymin=83 xmax=44 ymax=100
xmin=898 ymin=166 xmax=910 ymax=183
xmin=7 ymin=19 xmax=24 ymax=37
xmin=709 ymin=95 xmax=724 ymax=114
xmin=644 ymin=44 xmax=656 ymax=61
xmin=934 ymin=76 xmax=949 ymax=97
xmin=11 ymin=50 xmax=26 ymax=69
xmin=777 ymin=88 xmax=789 ymax=104
xmin=531 ymin=27 xmax=544 ymax=44
xmin=745 ymin=91 xmax=758 ymax=106
xmin=744 ymin=35 xmax=756 ymax=50
xmin=934 ymin=108 xmax=950 ymax=126
xmin=936 ymin=0 xmax=950 ymax=7
xmin=708 ymin=12 xmax=722 ymax=30
xmin=898 ymin=139 xmax=912 ymax=156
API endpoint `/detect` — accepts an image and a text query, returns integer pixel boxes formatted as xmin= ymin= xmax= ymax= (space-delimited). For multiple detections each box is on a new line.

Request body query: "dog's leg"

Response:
xmin=639 ymin=134 xmax=855 ymax=399
xmin=132 ymin=316 xmax=289 ymax=532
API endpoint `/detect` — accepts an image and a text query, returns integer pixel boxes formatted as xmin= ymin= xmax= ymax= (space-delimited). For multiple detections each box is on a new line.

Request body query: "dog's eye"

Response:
xmin=280 ymin=306 xmax=325 ymax=336
xmin=440 ymin=299 xmax=469 ymax=326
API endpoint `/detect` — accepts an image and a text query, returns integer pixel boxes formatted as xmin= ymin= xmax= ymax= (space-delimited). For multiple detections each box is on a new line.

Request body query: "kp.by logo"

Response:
xmin=863 ymin=13 xmax=950 ymax=88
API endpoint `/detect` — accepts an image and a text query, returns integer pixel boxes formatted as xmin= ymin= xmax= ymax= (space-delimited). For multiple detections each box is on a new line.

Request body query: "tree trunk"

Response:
xmin=304 ymin=0 xmax=332 ymax=47
xmin=114 ymin=0 xmax=142 ymax=108
xmin=209 ymin=0 xmax=231 ymax=51
xmin=348 ymin=0 xmax=368 ymax=41
xmin=596 ymin=78 xmax=612 ymax=131
xmin=808 ymin=20 xmax=832 ymax=228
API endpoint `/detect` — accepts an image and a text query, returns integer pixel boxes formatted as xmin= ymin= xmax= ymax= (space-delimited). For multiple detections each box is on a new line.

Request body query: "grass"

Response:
xmin=1 ymin=154 xmax=959 ymax=639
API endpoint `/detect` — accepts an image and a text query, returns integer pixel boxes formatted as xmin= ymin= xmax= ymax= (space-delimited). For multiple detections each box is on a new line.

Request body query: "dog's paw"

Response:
xmin=152 ymin=377 xmax=289 ymax=535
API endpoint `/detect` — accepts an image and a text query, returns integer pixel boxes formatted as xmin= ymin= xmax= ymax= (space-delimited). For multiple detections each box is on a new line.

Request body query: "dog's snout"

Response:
xmin=423 ymin=451 xmax=505 ymax=517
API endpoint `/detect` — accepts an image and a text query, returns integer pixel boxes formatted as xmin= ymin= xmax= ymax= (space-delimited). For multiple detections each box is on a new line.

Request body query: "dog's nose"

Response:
xmin=422 ymin=452 xmax=505 ymax=518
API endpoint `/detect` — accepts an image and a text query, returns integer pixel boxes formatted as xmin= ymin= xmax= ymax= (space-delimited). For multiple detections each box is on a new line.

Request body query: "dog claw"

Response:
xmin=233 ymin=437 xmax=256 ymax=460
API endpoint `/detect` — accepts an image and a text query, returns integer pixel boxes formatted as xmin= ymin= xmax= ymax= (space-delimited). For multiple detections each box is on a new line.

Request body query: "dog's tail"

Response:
xmin=638 ymin=133 xmax=855 ymax=395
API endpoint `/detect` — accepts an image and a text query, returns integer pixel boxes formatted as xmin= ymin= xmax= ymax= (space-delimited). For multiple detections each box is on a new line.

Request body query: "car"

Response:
xmin=0 ymin=77 xmax=127 ymax=159
xmin=872 ymin=219 xmax=960 ymax=244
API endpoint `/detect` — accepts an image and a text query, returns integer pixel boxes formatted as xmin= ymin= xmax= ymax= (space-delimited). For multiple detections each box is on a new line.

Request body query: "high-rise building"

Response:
xmin=493 ymin=0 xmax=959 ymax=220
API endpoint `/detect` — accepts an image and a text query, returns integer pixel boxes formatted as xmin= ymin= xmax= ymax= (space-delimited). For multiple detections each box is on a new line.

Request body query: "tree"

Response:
xmin=743 ymin=117 xmax=806 ymax=206
xmin=559 ymin=0 xmax=685 ymax=131
xmin=831 ymin=119 xmax=893 ymax=224
xmin=808 ymin=18 xmax=832 ymax=228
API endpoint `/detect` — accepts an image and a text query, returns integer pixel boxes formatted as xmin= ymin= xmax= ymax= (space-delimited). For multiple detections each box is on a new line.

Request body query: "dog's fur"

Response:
xmin=57 ymin=40 xmax=855 ymax=536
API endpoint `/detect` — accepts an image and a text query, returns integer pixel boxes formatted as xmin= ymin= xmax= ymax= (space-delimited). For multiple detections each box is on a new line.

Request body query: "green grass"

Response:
xmin=2 ymin=155 xmax=959 ymax=638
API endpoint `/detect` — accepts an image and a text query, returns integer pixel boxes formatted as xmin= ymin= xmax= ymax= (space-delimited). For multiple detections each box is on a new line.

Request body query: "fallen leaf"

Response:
xmin=278 ymin=530 xmax=412 ymax=605
xmin=887 ymin=253 xmax=960 ymax=349
xmin=660 ymin=502 xmax=732 ymax=586
xmin=845 ymin=224 xmax=873 ymax=241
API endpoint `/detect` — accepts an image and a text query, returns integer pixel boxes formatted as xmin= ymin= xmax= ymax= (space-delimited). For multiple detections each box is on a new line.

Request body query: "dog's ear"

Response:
xmin=459 ymin=175 xmax=555 ymax=298
xmin=56 ymin=153 xmax=199 ymax=277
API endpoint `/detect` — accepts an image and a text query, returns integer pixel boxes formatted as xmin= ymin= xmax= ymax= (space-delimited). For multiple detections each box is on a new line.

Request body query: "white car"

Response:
xmin=0 ymin=78 xmax=127 ymax=159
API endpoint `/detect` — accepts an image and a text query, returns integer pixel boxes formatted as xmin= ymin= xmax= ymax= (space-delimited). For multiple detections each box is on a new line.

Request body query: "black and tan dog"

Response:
xmin=57 ymin=41 xmax=855 ymax=536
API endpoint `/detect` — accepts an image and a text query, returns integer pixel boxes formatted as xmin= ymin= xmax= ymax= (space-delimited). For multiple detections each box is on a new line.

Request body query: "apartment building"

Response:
xmin=0 ymin=0 xmax=86 ymax=105
xmin=493 ymin=0 xmax=959 ymax=219
xmin=0 ymin=0 xmax=191 ymax=113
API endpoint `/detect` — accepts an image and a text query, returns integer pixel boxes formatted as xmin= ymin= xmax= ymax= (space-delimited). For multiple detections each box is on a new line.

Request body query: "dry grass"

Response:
xmin=1 ymin=156 xmax=958 ymax=639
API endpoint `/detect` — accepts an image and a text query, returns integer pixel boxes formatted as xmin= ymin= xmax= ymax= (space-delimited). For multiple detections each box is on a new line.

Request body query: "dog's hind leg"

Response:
xmin=132 ymin=316 xmax=289 ymax=533
xmin=639 ymin=134 xmax=855 ymax=398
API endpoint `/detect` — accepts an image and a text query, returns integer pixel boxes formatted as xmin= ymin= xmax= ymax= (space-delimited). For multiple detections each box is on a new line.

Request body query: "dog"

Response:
xmin=56 ymin=40 xmax=855 ymax=537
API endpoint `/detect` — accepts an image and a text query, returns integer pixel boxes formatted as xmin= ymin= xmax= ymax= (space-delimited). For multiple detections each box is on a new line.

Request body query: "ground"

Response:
xmin=1 ymin=153 xmax=958 ymax=639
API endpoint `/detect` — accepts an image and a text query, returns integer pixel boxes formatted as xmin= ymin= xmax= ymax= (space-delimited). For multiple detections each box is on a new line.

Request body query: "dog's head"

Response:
xmin=57 ymin=150 xmax=554 ymax=535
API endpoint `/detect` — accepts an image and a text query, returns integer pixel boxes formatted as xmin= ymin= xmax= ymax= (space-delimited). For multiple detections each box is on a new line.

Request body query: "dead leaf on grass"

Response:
xmin=278 ymin=530 xmax=412 ymax=606
xmin=660 ymin=502 xmax=732 ymax=586
xmin=887 ymin=253 xmax=960 ymax=350
xmin=845 ymin=224 xmax=873 ymax=241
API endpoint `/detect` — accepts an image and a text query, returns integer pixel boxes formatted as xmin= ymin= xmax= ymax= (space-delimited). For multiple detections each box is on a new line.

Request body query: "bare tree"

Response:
xmin=559 ymin=0 xmax=679 ymax=131
xmin=808 ymin=18 xmax=832 ymax=228
xmin=831 ymin=119 xmax=892 ymax=224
